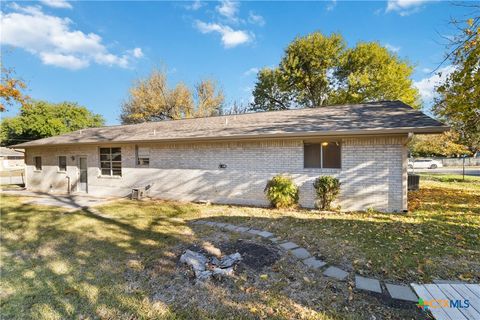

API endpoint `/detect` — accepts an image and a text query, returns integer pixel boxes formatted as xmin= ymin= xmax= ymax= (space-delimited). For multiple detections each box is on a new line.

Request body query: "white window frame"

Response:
xmin=99 ymin=147 xmax=122 ymax=177
xmin=136 ymin=146 xmax=150 ymax=167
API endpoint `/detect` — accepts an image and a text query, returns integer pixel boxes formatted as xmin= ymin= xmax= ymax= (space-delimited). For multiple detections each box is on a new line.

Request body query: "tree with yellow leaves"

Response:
xmin=120 ymin=69 xmax=224 ymax=124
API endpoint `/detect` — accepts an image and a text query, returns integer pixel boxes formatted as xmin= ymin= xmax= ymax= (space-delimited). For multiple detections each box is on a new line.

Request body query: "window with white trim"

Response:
xmin=99 ymin=147 xmax=122 ymax=176
xmin=304 ymin=142 xmax=341 ymax=169
xmin=136 ymin=147 xmax=150 ymax=167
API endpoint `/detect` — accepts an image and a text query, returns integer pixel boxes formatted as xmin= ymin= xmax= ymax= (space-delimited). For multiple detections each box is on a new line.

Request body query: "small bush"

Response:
xmin=264 ymin=175 xmax=299 ymax=208
xmin=313 ymin=176 xmax=341 ymax=210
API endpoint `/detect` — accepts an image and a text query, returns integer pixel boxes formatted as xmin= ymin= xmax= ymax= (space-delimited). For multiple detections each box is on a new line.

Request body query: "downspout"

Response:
xmin=66 ymin=176 xmax=71 ymax=194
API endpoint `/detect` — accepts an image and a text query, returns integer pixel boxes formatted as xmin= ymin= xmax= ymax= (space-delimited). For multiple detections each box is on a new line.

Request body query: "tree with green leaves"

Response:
xmin=409 ymin=132 xmax=472 ymax=157
xmin=0 ymin=100 xmax=104 ymax=146
xmin=250 ymin=68 xmax=293 ymax=111
xmin=334 ymin=42 xmax=420 ymax=108
xmin=120 ymin=69 xmax=224 ymax=124
xmin=434 ymin=10 xmax=480 ymax=153
xmin=250 ymin=31 xmax=420 ymax=111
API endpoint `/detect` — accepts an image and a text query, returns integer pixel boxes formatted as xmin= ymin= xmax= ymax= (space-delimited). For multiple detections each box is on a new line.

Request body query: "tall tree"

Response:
xmin=250 ymin=31 xmax=420 ymax=111
xmin=434 ymin=8 xmax=480 ymax=153
xmin=195 ymin=79 xmax=224 ymax=117
xmin=0 ymin=65 xmax=29 ymax=112
xmin=334 ymin=42 xmax=420 ymax=108
xmin=280 ymin=32 xmax=345 ymax=108
xmin=120 ymin=70 xmax=224 ymax=124
xmin=250 ymin=68 xmax=293 ymax=111
xmin=0 ymin=100 xmax=104 ymax=146
xmin=409 ymin=132 xmax=472 ymax=157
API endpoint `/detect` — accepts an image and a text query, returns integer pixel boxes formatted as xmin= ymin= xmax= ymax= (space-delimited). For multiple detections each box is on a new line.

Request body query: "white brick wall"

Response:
xmin=24 ymin=135 xmax=408 ymax=212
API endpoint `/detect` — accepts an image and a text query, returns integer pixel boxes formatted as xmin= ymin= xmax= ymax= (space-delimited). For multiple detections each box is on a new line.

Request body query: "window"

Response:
xmin=304 ymin=142 xmax=341 ymax=169
xmin=34 ymin=156 xmax=42 ymax=171
xmin=136 ymin=147 xmax=150 ymax=167
xmin=99 ymin=147 xmax=122 ymax=176
xmin=58 ymin=156 xmax=67 ymax=172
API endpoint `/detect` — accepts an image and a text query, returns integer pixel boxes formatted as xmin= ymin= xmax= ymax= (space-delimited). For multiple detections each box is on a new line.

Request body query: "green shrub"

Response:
xmin=313 ymin=176 xmax=341 ymax=210
xmin=264 ymin=175 xmax=299 ymax=208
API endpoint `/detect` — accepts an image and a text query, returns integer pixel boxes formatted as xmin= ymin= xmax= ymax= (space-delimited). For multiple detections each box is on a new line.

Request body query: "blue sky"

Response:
xmin=1 ymin=0 xmax=471 ymax=125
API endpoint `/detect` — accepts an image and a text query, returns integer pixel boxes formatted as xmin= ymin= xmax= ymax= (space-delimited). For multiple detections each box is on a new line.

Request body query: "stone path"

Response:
xmin=191 ymin=219 xmax=419 ymax=304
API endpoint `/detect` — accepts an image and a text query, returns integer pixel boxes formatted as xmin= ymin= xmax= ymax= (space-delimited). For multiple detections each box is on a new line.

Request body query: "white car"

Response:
xmin=408 ymin=159 xmax=443 ymax=169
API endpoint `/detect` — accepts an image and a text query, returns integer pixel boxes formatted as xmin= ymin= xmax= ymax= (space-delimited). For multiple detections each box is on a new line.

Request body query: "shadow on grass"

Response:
xmin=0 ymin=196 xmax=193 ymax=319
xmin=1 ymin=186 xmax=477 ymax=319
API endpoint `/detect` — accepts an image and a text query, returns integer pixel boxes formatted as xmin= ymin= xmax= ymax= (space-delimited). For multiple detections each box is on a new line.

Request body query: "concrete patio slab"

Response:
xmin=355 ymin=275 xmax=382 ymax=293
xmin=323 ymin=266 xmax=349 ymax=281
xmin=21 ymin=194 xmax=112 ymax=211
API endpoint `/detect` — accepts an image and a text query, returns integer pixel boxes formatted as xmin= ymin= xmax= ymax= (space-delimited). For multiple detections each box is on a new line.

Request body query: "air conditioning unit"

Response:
xmin=131 ymin=187 xmax=146 ymax=200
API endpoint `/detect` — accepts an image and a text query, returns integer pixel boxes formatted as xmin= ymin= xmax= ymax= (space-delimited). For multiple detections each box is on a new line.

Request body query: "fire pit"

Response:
xmin=180 ymin=249 xmax=242 ymax=281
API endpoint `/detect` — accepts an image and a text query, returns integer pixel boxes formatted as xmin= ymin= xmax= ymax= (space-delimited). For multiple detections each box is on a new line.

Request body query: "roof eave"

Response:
xmin=12 ymin=126 xmax=450 ymax=148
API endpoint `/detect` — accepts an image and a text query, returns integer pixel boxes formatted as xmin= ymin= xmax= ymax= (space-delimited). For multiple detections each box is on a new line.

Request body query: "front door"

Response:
xmin=78 ymin=156 xmax=88 ymax=193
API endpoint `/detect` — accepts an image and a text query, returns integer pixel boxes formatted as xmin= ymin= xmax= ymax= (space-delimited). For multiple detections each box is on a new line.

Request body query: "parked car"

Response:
xmin=408 ymin=159 xmax=443 ymax=169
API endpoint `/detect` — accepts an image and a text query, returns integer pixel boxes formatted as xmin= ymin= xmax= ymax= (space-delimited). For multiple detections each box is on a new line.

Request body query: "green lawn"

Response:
xmin=1 ymin=175 xmax=478 ymax=319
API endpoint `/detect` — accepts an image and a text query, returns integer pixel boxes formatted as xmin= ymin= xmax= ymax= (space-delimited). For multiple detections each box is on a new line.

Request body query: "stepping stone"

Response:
xmin=224 ymin=224 xmax=238 ymax=231
xmin=247 ymin=229 xmax=262 ymax=235
xmin=355 ymin=275 xmax=382 ymax=294
xmin=290 ymin=247 xmax=311 ymax=260
xmin=385 ymin=283 xmax=417 ymax=302
xmin=234 ymin=226 xmax=249 ymax=232
xmin=323 ymin=266 xmax=349 ymax=281
xmin=269 ymin=237 xmax=281 ymax=243
xmin=215 ymin=222 xmax=228 ymax=227
xmin=302 ymin=257 xmax=326 ymax=269
xmin=279 ymin=242 xmax=299 ymax=250
xmin=257 ymin=231 xmax=274 ymax=238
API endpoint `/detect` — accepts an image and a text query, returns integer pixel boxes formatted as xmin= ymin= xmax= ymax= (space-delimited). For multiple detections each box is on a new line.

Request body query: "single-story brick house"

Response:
xmin=13 ymin=101 xmax=448 ymax=212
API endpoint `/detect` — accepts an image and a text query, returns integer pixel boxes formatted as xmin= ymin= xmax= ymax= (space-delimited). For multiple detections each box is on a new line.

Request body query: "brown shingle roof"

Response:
xmin=14 ymin=101 xmax=448 ymax=147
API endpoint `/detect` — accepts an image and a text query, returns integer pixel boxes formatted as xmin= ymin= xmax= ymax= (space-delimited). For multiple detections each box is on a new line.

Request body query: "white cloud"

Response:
xmin=414 ymin=65 xmax=455 ymax=103
xmin=243 ymin=67 xmax=259 ymax=76
xmin=422 ymin=67 xmax=432 ymax=73
xmin=326 ymin=0 xmax=337 ymax=11
xmin=185 ymin=0 xmax=203 ymax=11
xmin=0 ymin=4 xmax=142 ymax=70
xmin=384 ymin=43 xmax=401 ymax=53
xmin=386 ymin=0 xmax=431 ymax=16
xmin=39 ymin=0 xmax=72 ymax=9
xmin=132 ymin=47 xmax=143 ymax=58
xmin=195 ymin=20 xmax=251 ymax=48
xmin=248 ymin=11 xmax=265 ymax=26
xmin=216 ymin=0 xmax=239 ymax=21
